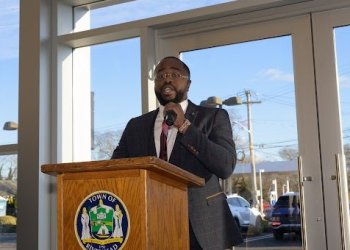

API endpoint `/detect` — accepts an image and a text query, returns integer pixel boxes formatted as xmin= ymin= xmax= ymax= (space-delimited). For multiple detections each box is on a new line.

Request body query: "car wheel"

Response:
xmin=296 ymin=231 xmax=302 ymax=241
xmin=273 ymin=231 xmax=284 ymax=240
xmin=234 ymin=218 xmax=241 ymax=229
xmin=234 ymin=218 xmax=246 ymax=233
xmin=254 ymin=216 xmax=263 ymax=235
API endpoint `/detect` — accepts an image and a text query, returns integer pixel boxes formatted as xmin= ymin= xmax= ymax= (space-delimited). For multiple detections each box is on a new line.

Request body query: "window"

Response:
xmin=74 ymin=0 xmax=234 ymax=31
xmin=0 ymin=1 xmax=19 ymax=248
xmin=90 ymin=38 xmax=141 ymax=160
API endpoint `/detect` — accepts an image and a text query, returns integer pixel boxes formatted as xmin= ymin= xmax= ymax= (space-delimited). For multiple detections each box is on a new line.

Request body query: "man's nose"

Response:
xmin=163 ymin=74 xmax=173 ymax=80
xmin=163 ymin=77 xmax=172 ymax=83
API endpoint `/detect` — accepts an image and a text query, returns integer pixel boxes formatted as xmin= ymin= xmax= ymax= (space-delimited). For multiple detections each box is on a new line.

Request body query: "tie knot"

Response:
xmin=162 ymin=120 xmax=169 ymax=135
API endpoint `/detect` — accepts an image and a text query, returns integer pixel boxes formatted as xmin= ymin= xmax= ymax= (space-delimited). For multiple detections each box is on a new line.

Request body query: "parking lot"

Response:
xmin=0 ymin=233 xmax=16 ymax=250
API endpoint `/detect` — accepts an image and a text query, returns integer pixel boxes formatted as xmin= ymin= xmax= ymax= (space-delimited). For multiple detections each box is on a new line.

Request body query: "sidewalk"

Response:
xmin=0 ymin=233 xmax=16 ymax=250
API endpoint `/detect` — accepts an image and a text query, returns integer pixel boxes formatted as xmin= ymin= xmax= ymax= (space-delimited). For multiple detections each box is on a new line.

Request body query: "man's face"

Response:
xmin=154 ymin=58 xmax=191 ymax=106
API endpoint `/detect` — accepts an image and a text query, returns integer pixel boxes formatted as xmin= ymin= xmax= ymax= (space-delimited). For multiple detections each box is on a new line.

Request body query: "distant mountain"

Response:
xmin=0 ymin=180 xmax=17 ymax=197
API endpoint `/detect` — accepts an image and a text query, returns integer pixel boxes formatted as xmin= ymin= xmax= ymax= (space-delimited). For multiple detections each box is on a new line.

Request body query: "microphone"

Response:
xmin=164 ymin=110 xmax=177 ymax=126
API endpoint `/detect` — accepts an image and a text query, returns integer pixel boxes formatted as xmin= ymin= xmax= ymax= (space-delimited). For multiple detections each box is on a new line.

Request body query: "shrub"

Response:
xmin=0 ymin=215 xmax=16 ymax=233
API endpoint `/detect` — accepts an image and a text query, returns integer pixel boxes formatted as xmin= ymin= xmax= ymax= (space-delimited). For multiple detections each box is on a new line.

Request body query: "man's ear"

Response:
xmin=187 ymin=80 xmax=191 ymax=90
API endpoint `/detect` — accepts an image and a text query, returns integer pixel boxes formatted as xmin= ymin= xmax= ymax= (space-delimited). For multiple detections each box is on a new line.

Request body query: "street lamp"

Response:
xmin=2 ymin=121 xmax=18 ymax=155
xmin=3 ymin=121 xmax=18 ymax=131
xmin=203 ymin=90 xmax=261 ymax=208
xmin=282 ymin=184 xmax=287 ymax=194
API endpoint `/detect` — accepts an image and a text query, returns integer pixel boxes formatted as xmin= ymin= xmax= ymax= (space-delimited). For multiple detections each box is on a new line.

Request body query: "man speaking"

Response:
xmin=112 ymin=56 xmax=242 ymax=249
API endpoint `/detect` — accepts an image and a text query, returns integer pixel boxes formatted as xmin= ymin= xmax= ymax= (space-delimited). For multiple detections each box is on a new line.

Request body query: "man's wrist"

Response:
xmin=178 ymin=119 xmax=191 ymax=134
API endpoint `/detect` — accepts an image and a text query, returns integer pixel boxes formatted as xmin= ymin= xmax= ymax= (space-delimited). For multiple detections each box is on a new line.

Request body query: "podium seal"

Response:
xmin=74 ymin=191 xmax=130 ymax=249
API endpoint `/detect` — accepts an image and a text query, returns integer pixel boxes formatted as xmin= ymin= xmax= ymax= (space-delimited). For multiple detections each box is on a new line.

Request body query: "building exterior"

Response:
xmin=0 ymin=196 xmax=7 ymax=217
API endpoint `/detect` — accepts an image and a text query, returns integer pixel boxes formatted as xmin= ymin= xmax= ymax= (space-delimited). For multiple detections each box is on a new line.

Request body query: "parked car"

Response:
xmin=262 ymin=201 xmax=274 ymax=221
xmin=227 ymin=194 xmax=263 ymax=234
xmin=271 ymin=192 xmax=301 ymax=240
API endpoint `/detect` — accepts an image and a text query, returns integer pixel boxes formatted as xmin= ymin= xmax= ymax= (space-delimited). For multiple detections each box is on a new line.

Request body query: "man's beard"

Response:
xmin=155 ymin=87 xmax=186 ymax=106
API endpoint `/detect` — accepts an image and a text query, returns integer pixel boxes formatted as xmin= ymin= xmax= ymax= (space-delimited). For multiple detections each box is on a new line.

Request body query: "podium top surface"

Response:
xmin=41 ymin=156 xmax=204 ymax=187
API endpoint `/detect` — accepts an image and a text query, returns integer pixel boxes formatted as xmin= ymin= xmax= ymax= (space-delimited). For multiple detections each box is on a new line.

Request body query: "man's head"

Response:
xmin=154 ymin=56 xmax=191 ymax=106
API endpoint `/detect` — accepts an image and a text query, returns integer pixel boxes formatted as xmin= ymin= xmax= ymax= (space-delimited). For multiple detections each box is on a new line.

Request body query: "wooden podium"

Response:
xmin=41 ymin=156 xmax=204 ymax=250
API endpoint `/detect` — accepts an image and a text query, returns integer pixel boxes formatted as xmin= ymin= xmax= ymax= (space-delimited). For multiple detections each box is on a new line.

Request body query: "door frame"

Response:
xmin=313 ymin=7 xmax=350 ymax=250
xmin=155 ymin=13 xmax=326 ymax=249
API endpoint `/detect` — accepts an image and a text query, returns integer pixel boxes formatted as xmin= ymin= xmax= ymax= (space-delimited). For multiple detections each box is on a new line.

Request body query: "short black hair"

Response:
xmin=158 ymin=56 xmax=191 ymax=79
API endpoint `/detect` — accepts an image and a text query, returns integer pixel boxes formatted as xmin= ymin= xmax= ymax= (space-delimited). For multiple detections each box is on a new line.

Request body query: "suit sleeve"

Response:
xmin=179 ymin=108 xmax=236 ymax=179
xmin=111 ymin=120 xmax=131 ymax=159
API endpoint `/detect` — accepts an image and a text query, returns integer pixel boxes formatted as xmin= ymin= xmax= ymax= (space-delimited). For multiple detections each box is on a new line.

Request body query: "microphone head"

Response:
xmin=164 ymin=110 xmax=177 ymax=126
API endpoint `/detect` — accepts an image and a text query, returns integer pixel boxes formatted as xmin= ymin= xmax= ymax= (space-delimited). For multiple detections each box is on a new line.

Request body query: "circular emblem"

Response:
xmin=74 ymin=191 xmax=130 ymax=250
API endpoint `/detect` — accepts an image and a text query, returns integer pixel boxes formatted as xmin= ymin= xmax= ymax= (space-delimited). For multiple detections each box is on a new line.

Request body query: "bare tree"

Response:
xmin=344 ymin=144 xmax=350 ymax=169
xmin=227 ymin=110 xmax=249 ymax=163
xmin=279 ymin=147 xmax=298 ymax=161
xmin=92 ymin=130 xmax=123 ymax=160
xmin=0 ymin=155 xmax=17 ymax=181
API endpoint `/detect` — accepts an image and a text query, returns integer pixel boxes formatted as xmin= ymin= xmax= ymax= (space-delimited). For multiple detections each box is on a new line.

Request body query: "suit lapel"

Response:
xmin=147 ymin=109 xmax=159 ymax=156
xmin=184 ymin=101 xmax=198 ymax=123
xmin=169 ymin=101 xmax=198 ymax=165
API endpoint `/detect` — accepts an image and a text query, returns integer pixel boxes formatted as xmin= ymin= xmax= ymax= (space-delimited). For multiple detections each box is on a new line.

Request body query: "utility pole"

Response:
xmin=245 ymin=90 xmax=261 ymax=208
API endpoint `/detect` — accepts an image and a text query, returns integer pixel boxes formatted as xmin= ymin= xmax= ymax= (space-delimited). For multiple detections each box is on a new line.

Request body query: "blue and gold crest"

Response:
xmin=75 ymin=191 xmax=130 ymax=250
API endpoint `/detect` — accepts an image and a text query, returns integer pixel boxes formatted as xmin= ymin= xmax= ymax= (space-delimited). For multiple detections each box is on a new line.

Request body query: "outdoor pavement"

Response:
xmin=0 ymin=233 xmax=16 ymax=250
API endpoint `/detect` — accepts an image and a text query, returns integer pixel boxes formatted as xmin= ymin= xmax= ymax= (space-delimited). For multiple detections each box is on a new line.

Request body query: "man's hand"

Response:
xmin=163 ymin=102 xmax=185 ymax=128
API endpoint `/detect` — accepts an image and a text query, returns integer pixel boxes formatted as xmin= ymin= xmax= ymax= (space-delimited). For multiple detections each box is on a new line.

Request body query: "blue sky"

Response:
xmin=182 ymin=36 xmax=297 ymax=160
xmin=89 ymin=0 xmax=233 ymax=29
xmin=0 ymin=0 xmax=19 ymax=145
xmin=0 ymin=0 xmax=349 ymax=161
xmin=336 ymin=27 xmax=350 ymax=145
xmin=88 ymin=34 xmax=297 ymax=161
xmin=88 ymin=32 xmax=298 ymax=162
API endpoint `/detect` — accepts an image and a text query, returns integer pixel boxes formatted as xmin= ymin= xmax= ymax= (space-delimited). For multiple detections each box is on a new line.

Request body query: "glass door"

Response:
xmin=182 ymin=37 xmax=303 ymax=249
xmin=313 ymin=7 xmax=350 ymax=250
xmin=156 ymin=14 xmax=325 ymax=249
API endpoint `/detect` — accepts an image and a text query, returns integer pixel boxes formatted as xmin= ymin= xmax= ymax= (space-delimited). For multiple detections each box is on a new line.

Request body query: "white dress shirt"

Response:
xmin=154 ymin=100 xmax=188 ymax=160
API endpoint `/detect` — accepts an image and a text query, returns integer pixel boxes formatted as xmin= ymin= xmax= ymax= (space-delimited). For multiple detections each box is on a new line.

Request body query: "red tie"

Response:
xmin=159 ymin=120 xmax=169 ymax=161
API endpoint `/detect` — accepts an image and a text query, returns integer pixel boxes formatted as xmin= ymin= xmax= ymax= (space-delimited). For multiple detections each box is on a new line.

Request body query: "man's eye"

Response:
xmin=155 ymin=72 xmax=186 ymax=80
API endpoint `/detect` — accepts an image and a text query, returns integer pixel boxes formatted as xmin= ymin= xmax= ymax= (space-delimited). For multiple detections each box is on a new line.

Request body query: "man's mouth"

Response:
xmin=161 ymin=85 xmax=175 ymax=95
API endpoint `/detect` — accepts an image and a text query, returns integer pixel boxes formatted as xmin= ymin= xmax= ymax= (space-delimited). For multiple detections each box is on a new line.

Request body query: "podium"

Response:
xmin=41 ymin=156 xmax=204 ymax=250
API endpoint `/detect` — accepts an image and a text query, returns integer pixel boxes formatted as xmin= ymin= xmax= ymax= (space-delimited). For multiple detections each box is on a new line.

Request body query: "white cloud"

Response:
xmin=0 ymin=1 xmax=19 ymax=17
xmin=0 ymin=2 xmax=19 ymax=60
xmin=339 ymin=75 xmax=350 ymax=88
xmin=0 ymin=28 xmax=18 ymax=60
xmin=261 ymin=68 xmax=294 ymax=82
xmin=91 ymin=0 xmax=232 ymax=28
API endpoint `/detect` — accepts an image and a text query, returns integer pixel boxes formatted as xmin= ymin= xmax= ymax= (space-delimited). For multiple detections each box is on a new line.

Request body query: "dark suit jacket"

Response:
xmin=112 ymin=100 xmax=243 ymax=249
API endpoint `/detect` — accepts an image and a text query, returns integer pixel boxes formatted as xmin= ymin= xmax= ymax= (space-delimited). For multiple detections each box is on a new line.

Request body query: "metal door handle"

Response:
xmin=335 ymin=153 xmax=346 ymax=250
xmin=297 ymin=156 xmax=307 ymax=249
xmin=303 ymin=176 xmax=312 ymax=182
